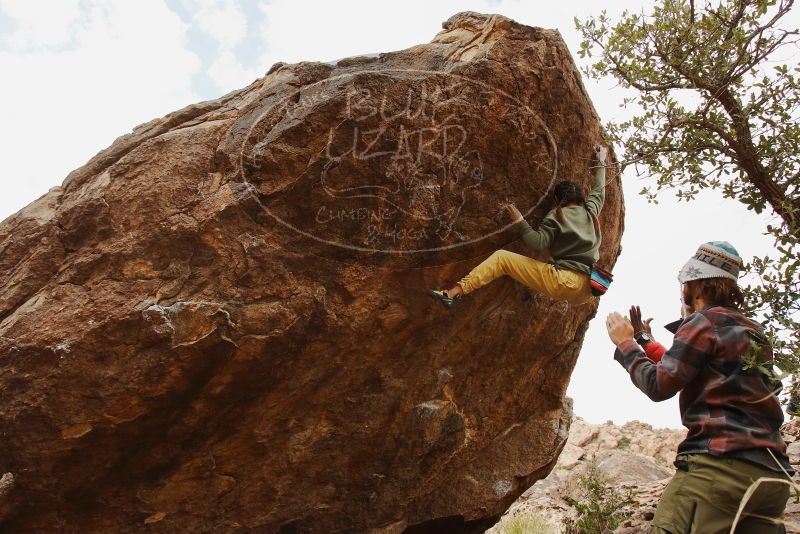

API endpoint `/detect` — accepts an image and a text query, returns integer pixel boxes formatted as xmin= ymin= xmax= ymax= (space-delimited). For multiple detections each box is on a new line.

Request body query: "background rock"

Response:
xmin=492 ymin=416 xmax=800 ymax=534
xmin=488 ymin=416 xmax=682 ymax=533
xmin=617 ymin=421 xmax=800 ymax=534
xmin=0 ymin=12 xmax=622 ymax=533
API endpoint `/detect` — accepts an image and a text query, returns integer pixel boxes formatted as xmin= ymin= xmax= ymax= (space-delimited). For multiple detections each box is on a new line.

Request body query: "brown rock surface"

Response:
xmin=0 ymin=12 xmax=622 ymax=533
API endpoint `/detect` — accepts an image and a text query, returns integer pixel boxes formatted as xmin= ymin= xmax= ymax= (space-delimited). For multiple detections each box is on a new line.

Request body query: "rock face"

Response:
xmin=0 ymin=12 xmax=622 ymax=533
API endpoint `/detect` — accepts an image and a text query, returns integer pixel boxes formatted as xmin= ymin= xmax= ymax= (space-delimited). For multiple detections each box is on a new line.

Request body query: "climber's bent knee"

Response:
xmin=457 ymin=249 xmax=512 ymax=294
xmin=488 ymin=249 xmax=514 ymax=272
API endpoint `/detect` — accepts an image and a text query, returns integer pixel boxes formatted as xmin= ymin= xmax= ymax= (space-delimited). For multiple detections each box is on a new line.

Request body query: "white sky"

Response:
xmin=0 ymin=0 xmax=795 ymax=429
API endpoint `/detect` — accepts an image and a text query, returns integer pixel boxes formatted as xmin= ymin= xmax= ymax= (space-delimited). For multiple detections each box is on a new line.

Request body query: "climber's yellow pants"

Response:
xmin=457 ymin=249 xmax=593 ymax=305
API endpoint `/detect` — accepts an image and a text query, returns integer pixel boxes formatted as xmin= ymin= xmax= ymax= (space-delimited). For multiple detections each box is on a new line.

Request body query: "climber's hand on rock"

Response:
xmin=606 ymin=312 xmax=634 ymax=346
xmin=505 ymin=204 xmax=524 ymax=224
xmin=594 ymin=144 xmax=608 ymax=164
xmin=629 ymin=305 xmax=653 ymax=338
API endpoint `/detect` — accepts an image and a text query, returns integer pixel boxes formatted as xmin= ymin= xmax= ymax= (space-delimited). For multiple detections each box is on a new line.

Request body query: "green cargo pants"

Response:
xmin=649 ymin=453 xmax=792 ymax=534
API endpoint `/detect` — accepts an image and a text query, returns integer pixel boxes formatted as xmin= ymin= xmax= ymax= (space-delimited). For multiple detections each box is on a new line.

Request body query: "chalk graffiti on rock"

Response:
xmin=239 ymin=69 xmax=558 ymax=254
xmin=320 ymin=80 xmax=483 ymax=242
xmin=315 ymin=206 xmax=394 ymax=225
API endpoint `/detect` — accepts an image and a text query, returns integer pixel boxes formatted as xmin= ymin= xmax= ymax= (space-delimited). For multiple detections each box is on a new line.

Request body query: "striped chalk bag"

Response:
xmin=590 ymin=264 xmax=613 ymax=297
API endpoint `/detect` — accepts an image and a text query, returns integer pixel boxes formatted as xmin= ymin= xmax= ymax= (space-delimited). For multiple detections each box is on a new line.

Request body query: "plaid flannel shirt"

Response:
xmin=615 ymin=305 xmax=792 ymax=473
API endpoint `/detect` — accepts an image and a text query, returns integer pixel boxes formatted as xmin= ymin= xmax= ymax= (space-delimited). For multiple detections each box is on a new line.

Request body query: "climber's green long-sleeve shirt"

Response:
xmin=515 ymin=164 xmax=605 ymax=275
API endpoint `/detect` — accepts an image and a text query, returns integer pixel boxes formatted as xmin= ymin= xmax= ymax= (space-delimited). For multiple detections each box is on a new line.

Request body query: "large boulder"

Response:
xmin=0 ymin=11 xmax=622 ymax=533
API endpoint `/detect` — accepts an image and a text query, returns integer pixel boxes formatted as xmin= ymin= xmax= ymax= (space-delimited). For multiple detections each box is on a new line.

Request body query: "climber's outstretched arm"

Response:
xmin=585 ymin=146 xmax=607 ymax=215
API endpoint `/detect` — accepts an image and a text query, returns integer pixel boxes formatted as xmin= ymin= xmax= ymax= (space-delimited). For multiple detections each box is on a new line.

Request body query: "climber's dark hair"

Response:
xmin=553 ymin=180 xmax=600 ymax=237
xmin=553 ymin=181 xmax=585 ymax=206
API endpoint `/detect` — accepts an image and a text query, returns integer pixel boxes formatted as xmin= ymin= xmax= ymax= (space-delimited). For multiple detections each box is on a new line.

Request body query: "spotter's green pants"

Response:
xmin=649 ymin=453 xmax=792 ymax=534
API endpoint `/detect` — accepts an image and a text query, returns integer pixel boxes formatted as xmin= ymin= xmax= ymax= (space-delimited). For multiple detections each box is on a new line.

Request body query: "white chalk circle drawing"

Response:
xmin=239 ymin=69 xmax=558 ymax=254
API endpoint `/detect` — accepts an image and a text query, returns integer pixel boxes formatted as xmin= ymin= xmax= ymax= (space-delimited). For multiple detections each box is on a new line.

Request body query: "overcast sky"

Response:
xmin=1 ymin=0 xmax=795 ymax=429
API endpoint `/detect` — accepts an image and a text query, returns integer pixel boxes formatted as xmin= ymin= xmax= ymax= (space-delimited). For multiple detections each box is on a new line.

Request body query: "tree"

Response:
xmin=576 ymin=0 xmax=800 ymax=398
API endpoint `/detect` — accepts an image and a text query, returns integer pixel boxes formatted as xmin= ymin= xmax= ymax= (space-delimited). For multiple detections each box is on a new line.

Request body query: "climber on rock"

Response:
xmin=606 ymin=242 xmax=793 ymax=533
xmin=428 ymin=144 xmax=608 ymax=309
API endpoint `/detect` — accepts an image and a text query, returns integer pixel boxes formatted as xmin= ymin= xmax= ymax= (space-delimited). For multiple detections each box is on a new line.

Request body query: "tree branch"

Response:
xmin=586 ymin=31 xmax=688 ymax=91
xmin=715 ymin=86 xmax=800 ymax=225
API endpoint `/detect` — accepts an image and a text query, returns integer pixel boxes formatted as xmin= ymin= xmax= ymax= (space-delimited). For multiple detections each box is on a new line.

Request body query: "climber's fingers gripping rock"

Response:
xmin=594 ymin=144 xmax=608 ymax=163
xmin=504 ymin=204 xmax=524 ymax=224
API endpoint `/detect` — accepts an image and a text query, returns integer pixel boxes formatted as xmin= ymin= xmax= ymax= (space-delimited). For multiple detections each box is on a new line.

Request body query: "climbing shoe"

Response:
xmin=427 ymin=289 xmax=460 ymax=309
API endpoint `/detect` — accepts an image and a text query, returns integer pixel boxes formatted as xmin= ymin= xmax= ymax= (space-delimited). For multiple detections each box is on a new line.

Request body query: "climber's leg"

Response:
xmin=455 ymin=249 xmax=590 ymax=303
xmin=456 ymin=250 xmax=544 ymax=294
xmin=447 ymin=283 xmax=464 ymax=297
xmin=555 ymin=267 xmax=594 ymax=305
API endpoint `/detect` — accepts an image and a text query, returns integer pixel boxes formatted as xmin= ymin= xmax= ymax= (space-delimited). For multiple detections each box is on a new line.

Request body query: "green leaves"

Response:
xmin=578 ymin=0 xmax=800 ymax=399
xmin=565 ymin=460 xmax=633 ymax=534
xmin=563 ymin=461 xmax=633 ymax=534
